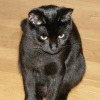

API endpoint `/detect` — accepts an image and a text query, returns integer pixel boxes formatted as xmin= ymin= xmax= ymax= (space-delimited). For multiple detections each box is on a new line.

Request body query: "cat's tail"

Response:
xmin=20 ymin=18 xmax=27 ymax=32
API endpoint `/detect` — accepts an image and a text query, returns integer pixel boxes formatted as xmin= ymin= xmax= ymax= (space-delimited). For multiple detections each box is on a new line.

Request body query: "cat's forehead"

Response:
xmin=39 ymin=5 xmax=59 ymax=12
xmin=39 ymin=5 xmax=60 ymax=20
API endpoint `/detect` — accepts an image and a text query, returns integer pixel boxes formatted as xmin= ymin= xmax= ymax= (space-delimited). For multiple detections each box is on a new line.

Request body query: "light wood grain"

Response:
xmin=0 ymin=0 xmax=100 ymax=100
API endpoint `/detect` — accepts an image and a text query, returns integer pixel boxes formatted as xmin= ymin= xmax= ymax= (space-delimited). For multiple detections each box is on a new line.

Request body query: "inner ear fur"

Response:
xmin=28 ymin=10 xmax=45 ymax=25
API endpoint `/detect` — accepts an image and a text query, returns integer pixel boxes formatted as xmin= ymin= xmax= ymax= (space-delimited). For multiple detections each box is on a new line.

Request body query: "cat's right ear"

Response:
xmin=59 ymin=8 xmax=74 ymax=22
xmin=20 ymin=18 xmax=27 ymax=32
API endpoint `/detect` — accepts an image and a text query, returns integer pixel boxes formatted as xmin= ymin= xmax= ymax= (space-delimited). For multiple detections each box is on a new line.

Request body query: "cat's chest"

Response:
xmin=32 ymin=51 xmax=63 ymax=75
xmin=33 ymin=53 xmax=58 ymax=68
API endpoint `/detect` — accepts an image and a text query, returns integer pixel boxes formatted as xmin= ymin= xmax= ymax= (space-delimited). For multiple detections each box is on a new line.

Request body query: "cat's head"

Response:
xmin=22 ymin=5 xmax=73 ymax=54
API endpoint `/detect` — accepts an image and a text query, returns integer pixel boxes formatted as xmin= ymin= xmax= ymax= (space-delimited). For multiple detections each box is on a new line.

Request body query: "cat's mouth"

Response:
xmin=42 ymin=49 xmax=61 ymax=55
xmin=41 ymin=45 xmax=67 ymax=55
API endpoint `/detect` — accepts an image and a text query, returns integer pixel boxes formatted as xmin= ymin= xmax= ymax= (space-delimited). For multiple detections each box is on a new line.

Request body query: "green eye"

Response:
xmin=40 ymin=35 xmax=48 ymax=40
xmin=58 ymin=34 xmax=65 ymax=39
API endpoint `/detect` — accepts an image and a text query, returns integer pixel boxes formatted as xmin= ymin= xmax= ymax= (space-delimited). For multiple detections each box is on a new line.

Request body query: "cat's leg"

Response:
xmin=36 ymin=95 xmax=43 ymax=100
xmin=57 ymin=85 xmax=71 ymax=100
xmin=21 ymin=67 xmax=36 ymax=100
xmin=36 ymin=88 xmax=43 ymax=100
xmin=46 ymin=76 xmax=62 ymax=100
xmin=57 ymin=94 xmax=68 ymax=100
xmin=57 ymin=53 xmax=85 ymax=100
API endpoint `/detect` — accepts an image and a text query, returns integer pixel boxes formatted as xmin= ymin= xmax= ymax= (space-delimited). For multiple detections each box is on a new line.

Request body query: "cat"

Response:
xmin=19 ymin=5 xmax=85 ymax=100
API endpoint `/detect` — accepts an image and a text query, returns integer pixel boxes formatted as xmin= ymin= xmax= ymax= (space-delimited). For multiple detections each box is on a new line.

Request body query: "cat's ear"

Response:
xmin=28 ymin=12 xmax=44 ymax=25
xmin=60 ymin=8 xmax=73 ymax=22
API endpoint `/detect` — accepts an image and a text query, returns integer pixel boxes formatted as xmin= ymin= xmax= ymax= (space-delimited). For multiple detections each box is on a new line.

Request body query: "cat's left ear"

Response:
xmin=60 ymin=8 xmax=73 ymax=22
xmin=28 ymin=13 xmax=43 ymax=25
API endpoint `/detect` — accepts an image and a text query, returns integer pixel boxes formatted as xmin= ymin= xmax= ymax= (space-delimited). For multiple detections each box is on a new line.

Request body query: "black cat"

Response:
xmin=19 ymin=5 xmax=85 ymax=100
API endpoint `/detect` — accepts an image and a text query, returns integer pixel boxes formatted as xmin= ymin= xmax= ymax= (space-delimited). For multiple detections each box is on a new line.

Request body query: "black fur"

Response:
xmin=19 ymin=5 xmax=85 ymax=100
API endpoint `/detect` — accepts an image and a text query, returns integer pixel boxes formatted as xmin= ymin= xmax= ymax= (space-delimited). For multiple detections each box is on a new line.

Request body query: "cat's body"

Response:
xmin=19 ymin=5 xmax=85 ymax=100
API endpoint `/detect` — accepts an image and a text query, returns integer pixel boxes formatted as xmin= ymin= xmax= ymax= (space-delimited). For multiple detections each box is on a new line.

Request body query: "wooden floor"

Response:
xmin=0 ymin=0 xmax=100 ymax=100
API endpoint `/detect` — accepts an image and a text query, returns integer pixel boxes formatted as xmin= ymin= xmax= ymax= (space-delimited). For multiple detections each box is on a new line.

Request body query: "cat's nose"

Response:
xmin=50 ymin=43 xmax=58 ymax=51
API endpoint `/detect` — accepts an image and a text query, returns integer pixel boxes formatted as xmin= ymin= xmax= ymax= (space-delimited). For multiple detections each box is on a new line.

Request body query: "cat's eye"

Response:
xmin=58 ymin=34 xmax=65 ymax=39
xmin=40 ymin=35 xmax=48 ymax=40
